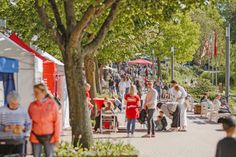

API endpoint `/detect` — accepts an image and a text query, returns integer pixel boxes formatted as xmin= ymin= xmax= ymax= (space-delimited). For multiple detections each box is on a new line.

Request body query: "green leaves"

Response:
xmin=55 ymin=140 xmax=138 ymax=157
xmin=0 ymin=0 xmax=211 ymax=63
xmin=38 ymin=0 xmax=49 ymax=6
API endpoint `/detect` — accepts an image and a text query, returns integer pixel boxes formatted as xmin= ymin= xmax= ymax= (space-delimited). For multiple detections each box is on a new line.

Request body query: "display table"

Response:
xmin=93 ymin=98 xmax=115 ymax=110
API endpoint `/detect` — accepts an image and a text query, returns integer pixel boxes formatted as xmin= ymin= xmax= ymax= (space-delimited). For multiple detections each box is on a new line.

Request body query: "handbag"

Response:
xmin=138 ymin=109 xmax=147 ymax=124
xmin=32 ymin=131 xmax=53 ymax=145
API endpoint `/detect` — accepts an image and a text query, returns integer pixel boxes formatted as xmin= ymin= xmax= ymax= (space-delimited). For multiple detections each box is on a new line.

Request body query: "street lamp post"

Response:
xmin=171 ymin=47 xmax=174 ymax=81
xmin=225 ymin=24 xmax=230 ymax=103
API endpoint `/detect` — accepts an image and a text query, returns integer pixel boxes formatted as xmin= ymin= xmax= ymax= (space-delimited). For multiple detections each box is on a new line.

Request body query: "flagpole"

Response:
xmin=225 ymin=24 xmax=230 ymax=103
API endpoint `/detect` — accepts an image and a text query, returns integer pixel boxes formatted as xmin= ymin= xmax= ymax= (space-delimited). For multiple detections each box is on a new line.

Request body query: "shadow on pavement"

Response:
xmin=94 ymin=136 xmax=145 ymax=139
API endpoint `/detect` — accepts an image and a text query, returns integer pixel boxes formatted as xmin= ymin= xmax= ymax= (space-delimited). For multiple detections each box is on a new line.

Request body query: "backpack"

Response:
xmin=138 ymin=109 xmax=147 ymax=124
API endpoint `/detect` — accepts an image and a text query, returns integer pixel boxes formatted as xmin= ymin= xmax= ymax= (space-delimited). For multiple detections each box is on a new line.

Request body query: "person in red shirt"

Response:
xmin=29 ymin=83 xmax=59 ymax=157
xmin=125 ymin=85 xmax=140 ymax=137
xmin=85 ymin=83 xmax=93 ymax=116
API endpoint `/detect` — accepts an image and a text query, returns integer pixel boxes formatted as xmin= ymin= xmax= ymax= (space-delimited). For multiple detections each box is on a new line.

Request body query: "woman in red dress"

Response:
xmin=125 ymin=85 xmax=140 ymax=137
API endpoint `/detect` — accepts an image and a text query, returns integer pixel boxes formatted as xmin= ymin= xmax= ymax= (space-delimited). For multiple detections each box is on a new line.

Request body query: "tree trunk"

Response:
xmin=95 ymin=58 xmax=102 ymax=94
xmin=84 ymin=54 xmax=96 ymax=101
xmin=157 ymin=58 xmax=161 ymax=79
xmin=63 ymin=47 xmax=93 ymax=148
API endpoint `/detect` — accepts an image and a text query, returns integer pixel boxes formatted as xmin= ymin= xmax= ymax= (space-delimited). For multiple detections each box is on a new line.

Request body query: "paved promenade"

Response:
xmin=91 ymin=112 xmax=224 ymax=157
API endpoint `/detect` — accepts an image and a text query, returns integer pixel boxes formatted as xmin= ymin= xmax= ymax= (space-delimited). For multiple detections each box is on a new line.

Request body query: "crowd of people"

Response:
xmin=96 ymin=64 xmax=190 ymax=137
xmin=96 ymin=63 xmax=236 ymax=144
xmin=0 ymin=62 xmax=235 ymax=157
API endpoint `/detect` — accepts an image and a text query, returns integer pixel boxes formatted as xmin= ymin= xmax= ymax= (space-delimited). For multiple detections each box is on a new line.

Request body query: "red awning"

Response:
xmin=9 ymin=33 xmax=47 ymax=61
xmin=128 ymin=59 xmax=153 ymax=65
xmin=9 ymin=33 xmax=61 ymax=96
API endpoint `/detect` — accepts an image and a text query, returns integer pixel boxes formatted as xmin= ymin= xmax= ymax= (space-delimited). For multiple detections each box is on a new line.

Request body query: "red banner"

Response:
xmin=214 ymin=31 xmax=217 ymax=58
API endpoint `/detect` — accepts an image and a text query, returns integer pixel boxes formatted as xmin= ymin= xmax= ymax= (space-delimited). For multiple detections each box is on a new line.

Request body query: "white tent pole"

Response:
xmin=16 ymin=72 xmax=19 ymax=92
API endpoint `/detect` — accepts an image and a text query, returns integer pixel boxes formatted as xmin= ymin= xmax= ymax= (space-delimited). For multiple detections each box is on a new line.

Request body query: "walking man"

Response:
xmin=142 ymin=81 xmax=157 ymax=138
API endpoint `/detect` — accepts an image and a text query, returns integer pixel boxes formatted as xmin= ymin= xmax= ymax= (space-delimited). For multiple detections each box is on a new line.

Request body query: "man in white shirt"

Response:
xmin=142 ymin=81 xmax=157 ymax=137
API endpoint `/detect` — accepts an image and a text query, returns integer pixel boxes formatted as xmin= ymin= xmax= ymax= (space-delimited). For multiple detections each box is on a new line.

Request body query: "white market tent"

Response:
xmin=0 ymin=33 xmax=70 ymax=129
xmin=42 ymin=52 xmax=70 ymax=129
xmin=32 ymin=46 xmax=70 ymax=129
xmin=0 ymin=33 xmax=42 ymax=108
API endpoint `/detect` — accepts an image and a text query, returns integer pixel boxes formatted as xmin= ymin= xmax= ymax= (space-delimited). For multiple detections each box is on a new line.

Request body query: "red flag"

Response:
xmin=214 ymin=31 xmax=217 ymax=58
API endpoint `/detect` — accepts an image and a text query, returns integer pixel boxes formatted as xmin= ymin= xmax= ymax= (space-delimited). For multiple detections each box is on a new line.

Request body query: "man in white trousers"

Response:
xmin=170 ymin=80 xmax=188 ymax=131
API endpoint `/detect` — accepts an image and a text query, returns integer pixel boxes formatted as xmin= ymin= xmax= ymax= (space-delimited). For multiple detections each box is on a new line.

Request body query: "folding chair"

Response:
xmin=208 ymin=104 xmax=231 ymax=122
xmin=200 ymin=102 xmax=209 ymax=117
xmin=100 ymin=111 xmax=117 ymax=133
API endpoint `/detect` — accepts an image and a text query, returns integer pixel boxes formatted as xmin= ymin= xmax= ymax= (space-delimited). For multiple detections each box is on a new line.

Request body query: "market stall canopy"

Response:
xmin=0 ymin=33 xmax=30 ymax=58
xmin=0 ymin=33 xmax=43 ymax=107
xmin=32 ymin=45 xmax=64 ymax=74
xmin=128 ymin=59 xmax=153 ymax=65
xmin=9 ymin=33 xmax=46 ymax=61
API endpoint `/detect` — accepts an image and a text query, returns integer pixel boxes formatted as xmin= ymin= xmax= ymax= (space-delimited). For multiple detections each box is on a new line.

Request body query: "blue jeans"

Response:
xmin=147 ymin=109 xmax=155 ymax=135
xmin=32 ymin=143 xmax=54 ymax=157
xmin=127 ymin=119 xmax=136 ymax=134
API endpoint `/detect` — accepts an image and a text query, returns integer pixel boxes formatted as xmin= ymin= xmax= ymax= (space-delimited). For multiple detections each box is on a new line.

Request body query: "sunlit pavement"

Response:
xmin=62 ymin=112 xmax=224 ymax=157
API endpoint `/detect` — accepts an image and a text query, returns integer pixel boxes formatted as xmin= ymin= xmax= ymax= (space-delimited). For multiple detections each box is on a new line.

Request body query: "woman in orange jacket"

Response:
xmin=28 ymin=83 xmax=60 ymax=157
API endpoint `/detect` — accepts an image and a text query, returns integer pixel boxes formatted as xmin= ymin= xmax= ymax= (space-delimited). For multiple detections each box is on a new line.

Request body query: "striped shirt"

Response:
xmin=0 ymin=105 xmax=31 ymax=141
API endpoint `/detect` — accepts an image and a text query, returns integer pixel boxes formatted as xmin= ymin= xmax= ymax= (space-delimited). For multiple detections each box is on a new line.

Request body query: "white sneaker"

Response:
xmin=126 ymin=133 xmax=130 ymax=138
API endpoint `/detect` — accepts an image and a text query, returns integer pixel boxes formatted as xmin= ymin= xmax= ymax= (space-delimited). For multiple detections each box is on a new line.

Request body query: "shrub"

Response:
xmin=184 ymin=78 xmax=217 ymax=100
xmin=55 ymin=141 xmax=139 ymax=157
xmin=229 ymin=98 xmax=236 ymax=114
xmin=200 ymin=71 xmax=211 ymax=80
xmin=200 ymin=71 xmax=225 ymax=86
xmin=191 ymin=65 xmax=204 ymax=76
